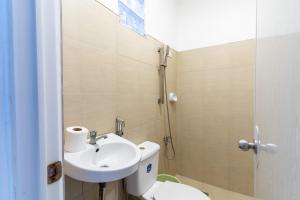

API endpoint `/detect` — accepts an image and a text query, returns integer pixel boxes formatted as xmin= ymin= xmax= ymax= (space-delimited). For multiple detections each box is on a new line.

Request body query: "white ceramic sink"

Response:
xmin=64 ymin=133 xmax=141 ymax=183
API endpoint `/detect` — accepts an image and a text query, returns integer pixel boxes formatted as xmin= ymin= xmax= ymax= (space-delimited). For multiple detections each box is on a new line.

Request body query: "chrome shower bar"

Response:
xmin=158 ymin=45 xmax=170 ymax=104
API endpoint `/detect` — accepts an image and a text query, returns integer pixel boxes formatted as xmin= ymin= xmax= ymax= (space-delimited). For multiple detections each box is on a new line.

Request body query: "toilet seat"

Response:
xmin=142 ymin=181 xmax=210 ymax=200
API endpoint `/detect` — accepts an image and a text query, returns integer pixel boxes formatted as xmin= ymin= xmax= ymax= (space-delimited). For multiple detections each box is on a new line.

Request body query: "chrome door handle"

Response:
xmin=238 ymin=139 xmax=258 ymax=154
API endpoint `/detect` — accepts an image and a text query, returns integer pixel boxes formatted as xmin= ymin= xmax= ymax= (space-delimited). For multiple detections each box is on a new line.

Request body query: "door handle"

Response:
xmin=238 ymin=139 xmax=258 ymax=154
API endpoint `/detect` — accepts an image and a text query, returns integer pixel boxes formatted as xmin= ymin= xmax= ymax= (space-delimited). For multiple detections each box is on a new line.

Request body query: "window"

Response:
xmin=118 ymin=0 xmax=145 ymax=35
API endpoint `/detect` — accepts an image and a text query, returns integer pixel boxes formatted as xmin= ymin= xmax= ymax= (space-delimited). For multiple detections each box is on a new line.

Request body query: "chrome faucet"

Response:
xmin=115 ymin=117 xmax=125 ymax=136
xmin=89 ymin=130 xmax=107 ymax=145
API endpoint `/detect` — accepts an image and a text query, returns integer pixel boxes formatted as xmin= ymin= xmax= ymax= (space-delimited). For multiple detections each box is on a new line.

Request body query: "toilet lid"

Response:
xmin=153 ymin=181 xmax=210 ymax=200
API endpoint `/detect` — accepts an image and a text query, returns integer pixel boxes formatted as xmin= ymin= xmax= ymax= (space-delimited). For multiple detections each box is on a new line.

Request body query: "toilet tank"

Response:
xmin=126 ymin=141 xmax=160 ymax=196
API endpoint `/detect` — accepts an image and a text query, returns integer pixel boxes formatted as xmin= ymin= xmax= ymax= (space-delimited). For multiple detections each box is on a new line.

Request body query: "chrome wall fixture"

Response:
xmin=115 ymin=117 xmax=125 ymax=137
xmin=157 ymin=45 xmax=176 ymax=160
xmin=158 ymin=45 xmax=170 ymax=104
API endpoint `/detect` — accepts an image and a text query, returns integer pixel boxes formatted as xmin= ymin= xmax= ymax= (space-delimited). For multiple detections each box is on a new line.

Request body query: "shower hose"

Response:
xmin=163 ymin=68 xmax=176 ymax=160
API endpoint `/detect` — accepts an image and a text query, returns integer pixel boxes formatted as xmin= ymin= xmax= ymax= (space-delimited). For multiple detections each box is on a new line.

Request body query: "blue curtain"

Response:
xmin=0 ymin=0 xmax=15 ymax=199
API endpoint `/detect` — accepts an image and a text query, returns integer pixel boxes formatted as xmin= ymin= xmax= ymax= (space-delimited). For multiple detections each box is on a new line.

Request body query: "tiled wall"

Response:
xmin=176 ymin=40 xmax=255 ymax=196
xmin=62 ymin=0 xmax=177 ymax=199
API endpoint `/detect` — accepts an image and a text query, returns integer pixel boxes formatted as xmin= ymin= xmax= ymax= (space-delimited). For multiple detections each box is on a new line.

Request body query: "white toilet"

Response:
xmin=126 ymin=141 xmax=211 ymax=200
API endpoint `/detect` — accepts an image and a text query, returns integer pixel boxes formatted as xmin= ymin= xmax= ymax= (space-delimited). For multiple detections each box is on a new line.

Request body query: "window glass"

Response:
xmin=118 ymin=0 xmax=145 ymax=35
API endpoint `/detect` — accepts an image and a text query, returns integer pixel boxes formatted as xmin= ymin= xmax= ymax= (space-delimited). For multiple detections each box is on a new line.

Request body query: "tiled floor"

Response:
xmin=176 ymin=175 xmax=254 ymax=200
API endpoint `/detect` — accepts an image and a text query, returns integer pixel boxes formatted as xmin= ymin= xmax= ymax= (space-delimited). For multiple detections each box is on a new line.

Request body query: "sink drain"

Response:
xmin=99 ymin=165 xmax=109 ymax=168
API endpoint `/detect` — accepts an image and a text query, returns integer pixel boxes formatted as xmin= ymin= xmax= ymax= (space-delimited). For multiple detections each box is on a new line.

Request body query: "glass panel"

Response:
xmin=255 ymin=0 xmax=300 ymax=199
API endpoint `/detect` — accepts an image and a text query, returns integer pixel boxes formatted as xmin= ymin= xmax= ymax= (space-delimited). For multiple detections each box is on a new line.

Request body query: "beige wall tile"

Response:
xmin=63 ymin=94 xmax=83 ymax=127
xmin=177 ymin=40 xmax=255 ymax=196
xmin=81 ymin=94 xmax=118 ymax=133
xmin=116 ymin=25 xmax=160 ymax=66
xmin=65 ymin=176 xmax=84 ymax=200
xmin=177 ymin=40 xmax=255 ymax=72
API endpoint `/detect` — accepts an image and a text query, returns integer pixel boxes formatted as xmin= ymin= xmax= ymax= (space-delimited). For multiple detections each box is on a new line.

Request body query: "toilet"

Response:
xmin=126 ymin=141 xmax=211 ymax=200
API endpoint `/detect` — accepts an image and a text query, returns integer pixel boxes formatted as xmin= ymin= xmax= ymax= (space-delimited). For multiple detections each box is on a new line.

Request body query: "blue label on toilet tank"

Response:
xmin=146 ymin=164 xmax=152 ymax=173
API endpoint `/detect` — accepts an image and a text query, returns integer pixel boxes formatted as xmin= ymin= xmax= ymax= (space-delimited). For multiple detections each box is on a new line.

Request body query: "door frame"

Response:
xmin=35 ymin=0 xmax=64 ymax=199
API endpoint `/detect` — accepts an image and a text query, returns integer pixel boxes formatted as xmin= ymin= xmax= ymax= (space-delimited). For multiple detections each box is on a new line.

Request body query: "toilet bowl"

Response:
xmin=126 ymin=141 xmax=211 ymax=200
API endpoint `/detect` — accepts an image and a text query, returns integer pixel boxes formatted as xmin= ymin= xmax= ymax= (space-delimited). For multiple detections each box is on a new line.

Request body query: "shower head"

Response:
xmin=158 ymin=45 xmax=170 ymax=67
xmin=164 ymin=45 xmax=170 ymax=58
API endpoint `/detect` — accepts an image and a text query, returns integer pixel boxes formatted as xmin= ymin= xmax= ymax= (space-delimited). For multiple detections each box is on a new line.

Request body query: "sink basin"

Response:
xmin=64 ymin=133 xmax=141 ymax=183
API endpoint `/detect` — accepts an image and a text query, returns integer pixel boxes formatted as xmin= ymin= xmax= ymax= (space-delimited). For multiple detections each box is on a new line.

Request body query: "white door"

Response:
xmin=0 ymin=0 xmax=63 ymax=199
xmin=255 ymin=0 xmax=300 ymax=199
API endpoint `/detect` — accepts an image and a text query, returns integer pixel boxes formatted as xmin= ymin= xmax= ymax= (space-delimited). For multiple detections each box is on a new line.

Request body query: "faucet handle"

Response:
xmin=116 ymin=117 xmax=125 ymax=136
xmin=89 ymin=130 xmax=97 ymax=145
xmin=89 ymin=130 xmax=97 ymax=138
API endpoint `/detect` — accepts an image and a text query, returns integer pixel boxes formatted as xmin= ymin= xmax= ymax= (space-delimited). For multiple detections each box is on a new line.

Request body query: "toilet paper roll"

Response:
xmin=64 ymin=126 xmax=89 ymax=153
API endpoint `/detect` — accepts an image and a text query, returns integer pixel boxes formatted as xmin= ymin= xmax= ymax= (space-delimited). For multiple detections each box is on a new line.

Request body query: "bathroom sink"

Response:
xmin=64 ymin=133 xmax=141 ymax=183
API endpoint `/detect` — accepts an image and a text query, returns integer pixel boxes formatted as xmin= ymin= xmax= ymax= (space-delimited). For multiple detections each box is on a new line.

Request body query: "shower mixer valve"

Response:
xmin=163 ymin=136 xmax=172 ymax=145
